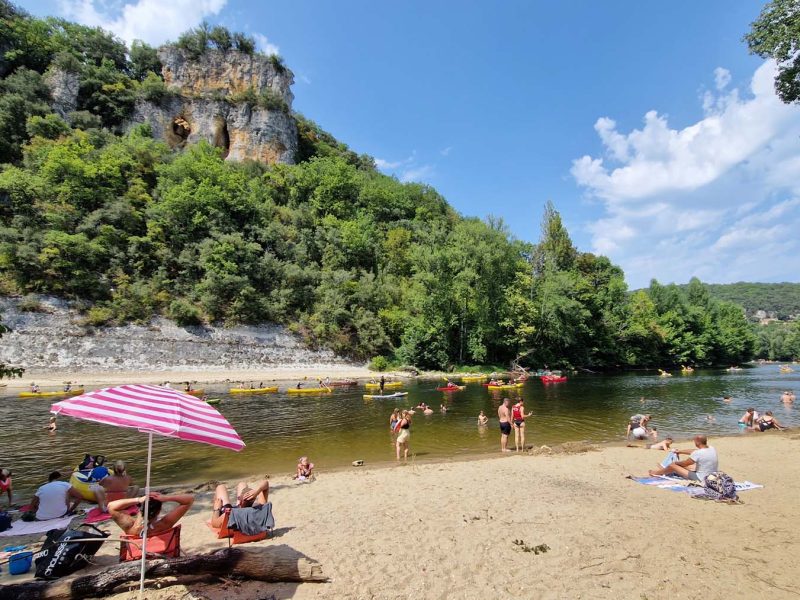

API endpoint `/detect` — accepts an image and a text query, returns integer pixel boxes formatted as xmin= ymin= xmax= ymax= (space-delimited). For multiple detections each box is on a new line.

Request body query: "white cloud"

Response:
xmin=399 ymin=165 xmax=434 ymax=183
xmin=253 ymin=33 xmax=279 ymax=57
xmin=58 ymin=0 xmax=227 ymax=46
xmin=440 ymin=146 xmax=452 ymax=157
xmin=571 ymin=61 xmax=800 ymax=288
xmin=714 ymin=67 xmax=731 ymax=90
xmin=375 ymin=157 xmax=406 ymax=170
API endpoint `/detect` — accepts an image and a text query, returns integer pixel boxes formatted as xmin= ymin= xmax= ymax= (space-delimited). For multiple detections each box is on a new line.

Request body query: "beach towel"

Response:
xmin=630 ymin=475 xmax=763 ymax=496
xmin=228 ymin=502 xmax=275 ymax=536
xmin=0 ymin=514 xmax=76 ymax=537
xmin=83 ymin=505 xmax=137 ymax=524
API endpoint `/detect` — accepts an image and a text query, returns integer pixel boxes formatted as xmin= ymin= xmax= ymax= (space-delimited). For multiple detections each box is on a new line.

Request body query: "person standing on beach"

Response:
xmin=511 ymin=399 xmax=533 ymax=452
xmin=498 ymin=399 xmax=512 ymax=453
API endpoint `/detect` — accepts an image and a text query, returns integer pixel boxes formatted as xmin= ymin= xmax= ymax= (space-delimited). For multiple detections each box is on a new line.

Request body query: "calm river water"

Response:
xmin=1 ymin=364 xmax=797 ymax=498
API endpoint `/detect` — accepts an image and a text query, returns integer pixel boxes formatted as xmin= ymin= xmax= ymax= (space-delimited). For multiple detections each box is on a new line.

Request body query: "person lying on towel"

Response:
xmin=211 ymin=480 xmax=274 ymax=536
xmin=108 ymin=492 xmax=194 ymax=536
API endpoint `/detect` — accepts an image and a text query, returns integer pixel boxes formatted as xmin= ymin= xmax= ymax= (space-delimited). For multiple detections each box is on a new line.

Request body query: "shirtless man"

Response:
xmin=108 ymin=492 xmax=194 ymax=537
xmin=498 ymin=398 xmax=512 ymax=453
xmin=781 ymin=390 xmax=793 ymax=404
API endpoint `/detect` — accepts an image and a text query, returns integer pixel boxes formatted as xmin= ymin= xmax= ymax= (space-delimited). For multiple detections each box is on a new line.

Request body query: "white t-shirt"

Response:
xmin=35 ymin=481 xmax=71 ymax=520
xmin=690 ymin=447 xmax=719 ymax=481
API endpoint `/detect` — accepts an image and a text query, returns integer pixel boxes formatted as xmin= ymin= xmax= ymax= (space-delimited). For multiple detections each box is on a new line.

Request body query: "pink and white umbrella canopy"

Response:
xmin=51 ymin=384 xmax=244 ymax=451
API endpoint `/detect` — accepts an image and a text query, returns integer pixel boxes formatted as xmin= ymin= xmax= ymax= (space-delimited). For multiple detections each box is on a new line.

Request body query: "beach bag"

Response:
xmin=34 ymin=523 xmax=109 ymax=580
xmin=701 ymin=472 xmax=738 ymax=502
xmin=0 ymin=510 xmax=11 ymax=532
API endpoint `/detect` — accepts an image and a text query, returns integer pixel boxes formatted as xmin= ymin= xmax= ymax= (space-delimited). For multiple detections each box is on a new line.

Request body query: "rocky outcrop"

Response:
xmin=0 ymin=297 xmax=350 ymax=372
xmin=126 ymin=47 xmax=297 ymax=164
xmin=44 ymin=68 xmax=80 ymax=121
xmin=159 ymin=46 xmax=294 ymax=107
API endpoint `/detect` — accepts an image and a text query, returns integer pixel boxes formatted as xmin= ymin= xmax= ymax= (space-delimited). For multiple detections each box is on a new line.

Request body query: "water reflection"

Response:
xmin=1 ymin=364 xmax=796 ymax=497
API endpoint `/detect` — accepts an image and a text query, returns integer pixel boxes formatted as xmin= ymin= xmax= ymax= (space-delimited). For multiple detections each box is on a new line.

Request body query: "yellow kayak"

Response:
xmin=365 ymin=381 xmax=403 ymax=389
xmin=229 ymin=387 xmax=278 ymax=394
xmin=19 ymin=388 xmax=84 ymax=398
xmin=461 ymin=375 xmax=487 ymax=382
xmin=487 ymin=383 xmax=524 ymax=390
xmin=287 ymin=386 xmax=332 ymax=394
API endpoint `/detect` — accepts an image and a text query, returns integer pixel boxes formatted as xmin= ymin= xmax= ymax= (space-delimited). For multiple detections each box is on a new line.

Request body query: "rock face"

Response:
xmin=0 ymin=297 xmax=350 ymax=372
xmin=44 ymin=68 xmax=80 ymax=120
xmin=126 ymin=47 xmax=297 ymax=164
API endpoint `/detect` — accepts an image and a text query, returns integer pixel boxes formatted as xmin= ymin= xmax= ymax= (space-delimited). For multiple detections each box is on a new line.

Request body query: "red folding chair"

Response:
xmin=119 ymin=525 xmax=181 ymax=562
xmin=213 ymin=511 xmax=268 ymax=546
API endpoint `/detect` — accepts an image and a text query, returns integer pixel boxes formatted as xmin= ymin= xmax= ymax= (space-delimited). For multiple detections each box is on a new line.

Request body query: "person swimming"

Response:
xmin=478 ymin=410 xmax=488 ymax=426
xmin=46 ymin=416 xmax=57 ymax=432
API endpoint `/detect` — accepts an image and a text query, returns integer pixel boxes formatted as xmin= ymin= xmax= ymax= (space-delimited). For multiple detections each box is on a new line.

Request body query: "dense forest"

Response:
xmin=0 ymin=2 xmax=775 ymax=370
xmin=693 ymin=282 xmax=800 ymax=321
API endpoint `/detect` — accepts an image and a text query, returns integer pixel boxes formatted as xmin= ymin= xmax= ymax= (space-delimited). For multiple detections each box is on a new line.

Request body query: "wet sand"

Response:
xmin=4 ymin=432 xmax=798 ymax=599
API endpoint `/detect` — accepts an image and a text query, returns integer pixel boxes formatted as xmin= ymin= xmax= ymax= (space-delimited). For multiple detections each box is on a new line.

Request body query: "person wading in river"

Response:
xmin=498 ymin=399 xmax=512 ymax=453
xmin=511 ymin=399 xmax=533 ymax=452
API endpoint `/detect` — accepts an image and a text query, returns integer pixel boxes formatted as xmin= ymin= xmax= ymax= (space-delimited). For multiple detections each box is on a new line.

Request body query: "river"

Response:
xmin=1 ymin=364 xmax=797 ymax=499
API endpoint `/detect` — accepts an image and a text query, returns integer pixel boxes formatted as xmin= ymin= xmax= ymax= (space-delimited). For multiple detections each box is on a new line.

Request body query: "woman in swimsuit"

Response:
xmin=754 ymin=411 xmax=784 ymax=432
xmin=511 ymin=400 xmax=532 ymax=452
xmin=108 ymin=492 xmax=194 ymax=537
xmin=395 ymin=410 xmax=412 ymax=461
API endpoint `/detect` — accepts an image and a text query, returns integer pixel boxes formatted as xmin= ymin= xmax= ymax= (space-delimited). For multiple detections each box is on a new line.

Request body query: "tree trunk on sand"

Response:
xmin=0 ymin=546 xmax=328 ymax=600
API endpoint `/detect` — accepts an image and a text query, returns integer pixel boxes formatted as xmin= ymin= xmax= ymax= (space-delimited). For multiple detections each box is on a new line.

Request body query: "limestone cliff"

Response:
xmin=126 ymin=47 xmax=297 ymax=164
xmin=0 ymin=297 xmax=351 ymax=372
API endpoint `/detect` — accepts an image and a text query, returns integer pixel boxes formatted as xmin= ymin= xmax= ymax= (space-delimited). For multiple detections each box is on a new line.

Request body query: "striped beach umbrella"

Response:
xmin=51 ymin=384 xmax=244 ymax=594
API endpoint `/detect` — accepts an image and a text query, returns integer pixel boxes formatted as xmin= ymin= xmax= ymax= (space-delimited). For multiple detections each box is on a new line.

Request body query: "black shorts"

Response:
xmin=500 ymin=422 xmax=512 ymax=435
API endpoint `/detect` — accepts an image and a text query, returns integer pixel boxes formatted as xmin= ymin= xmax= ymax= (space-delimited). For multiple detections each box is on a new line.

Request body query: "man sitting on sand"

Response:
xmin=753 ymin=411 xmax=784 ymax=432
xmin=211 ymin=480 xmax=274 ymax=536
xmin=27 ymin=471 xmax=83 ymax=521
xmin=648 ymin=435 xmax=718 ymax=482
xmin=108 ymin=492 xmax=194 ymax=536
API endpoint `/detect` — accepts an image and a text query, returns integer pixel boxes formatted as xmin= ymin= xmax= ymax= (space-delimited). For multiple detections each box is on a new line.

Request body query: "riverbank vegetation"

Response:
xmin=0 ymin=2 xmax=772 ymax=370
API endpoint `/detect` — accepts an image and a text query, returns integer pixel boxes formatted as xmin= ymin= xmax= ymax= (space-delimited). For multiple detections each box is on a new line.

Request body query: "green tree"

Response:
xmin=745 ymin=0 xmax=800 ymax=104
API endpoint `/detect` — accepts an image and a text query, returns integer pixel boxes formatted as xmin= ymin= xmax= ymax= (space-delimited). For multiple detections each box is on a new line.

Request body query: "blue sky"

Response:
xmin=20 ymin=1 xmax=800 ymax=288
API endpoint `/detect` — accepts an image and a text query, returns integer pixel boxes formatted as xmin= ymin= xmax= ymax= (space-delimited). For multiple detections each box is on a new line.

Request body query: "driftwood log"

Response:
xmin=0 ymin=546 xmax=328 ymax=600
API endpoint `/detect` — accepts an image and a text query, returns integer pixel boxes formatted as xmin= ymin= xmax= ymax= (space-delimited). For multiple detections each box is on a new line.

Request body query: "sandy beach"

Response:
xmin=1 ymin=366 xmax=381 ymax=390
xmin=3 ymin=433 xmax=798 ymax=599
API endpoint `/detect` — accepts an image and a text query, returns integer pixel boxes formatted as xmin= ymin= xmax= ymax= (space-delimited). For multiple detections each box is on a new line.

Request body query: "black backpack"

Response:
xmin=0 ymin=511 xmax=11 ymax=532
xmin=34 ymin=523 xmax=109 ymax=580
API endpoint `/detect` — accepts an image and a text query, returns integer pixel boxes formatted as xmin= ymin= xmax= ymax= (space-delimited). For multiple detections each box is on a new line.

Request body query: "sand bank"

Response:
xmin=4 ymin=433 xmax=798 ymax=599
xmin=1 ymin=365 xmax=384 ymax=389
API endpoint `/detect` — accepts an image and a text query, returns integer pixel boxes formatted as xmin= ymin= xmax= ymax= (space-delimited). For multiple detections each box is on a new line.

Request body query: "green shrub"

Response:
xmin=84 ymin=306 xmax=114 ymax=326
xmin=229 ymin=86 xmax=258 ymax=105
xmin=268 ymin=54 xmax=286 ymax=74
xmin=26 ymin=114 xmax=70 ymax=140
xmin=369 ymin=356 xmax=389 ymax=371
xmin=167 ymin=298 xmax=204 ymax=326
xmin=136 ymin=71 xmax=170 ymax=103
xmin=258 ymin=89 xmax=288 ymax=112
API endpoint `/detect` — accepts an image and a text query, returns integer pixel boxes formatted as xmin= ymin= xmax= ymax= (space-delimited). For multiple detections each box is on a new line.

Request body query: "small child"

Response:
xmin=294 ymin=456 xmax=314 ymax=482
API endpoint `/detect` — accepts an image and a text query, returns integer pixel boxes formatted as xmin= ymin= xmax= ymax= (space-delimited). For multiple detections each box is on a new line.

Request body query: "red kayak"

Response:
xmin=541 ymin=375 xmax=567 ymax=383
xmin=436 ymin=385 xmax=465 ymax=392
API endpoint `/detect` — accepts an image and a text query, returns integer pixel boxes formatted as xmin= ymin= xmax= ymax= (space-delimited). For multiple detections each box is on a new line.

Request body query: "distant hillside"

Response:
xmin=697 ymin=282 xmax=800 ymax=321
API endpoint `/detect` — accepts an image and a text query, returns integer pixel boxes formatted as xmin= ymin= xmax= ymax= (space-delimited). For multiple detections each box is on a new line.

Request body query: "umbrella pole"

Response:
xmin=139 ymin=431 xmax=153 ymax=596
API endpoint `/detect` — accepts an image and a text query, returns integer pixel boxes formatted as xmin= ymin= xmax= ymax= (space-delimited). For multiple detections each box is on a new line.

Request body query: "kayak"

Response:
xmin=183 ymin=389 xmax=204 ymax=397
xmin=287 ymin=386 xmax=332 ymax=394
xmin=363 ymin=392 xmax=409 ymax=399
xmin=436 ymin=385 xmax=465 ymax=392
xmin=487 ymin=383 xmax=524 ymax=390
xmin=541 ymin=375 xmax=567 ymax=383
xmin=19 ymin=388 xmax=84 ymax=398
xmin=229 ymin=387 xmax=278 ymax=394
xmin=205 ymin=398 xmax=221 ymax=405
xmin=460 ymin=375 xmax=487 ymax=382
xmin=327 ymin=380 xmax=358 ymax=387
xmin=365 ymin=381 xmax=403 ymax=389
